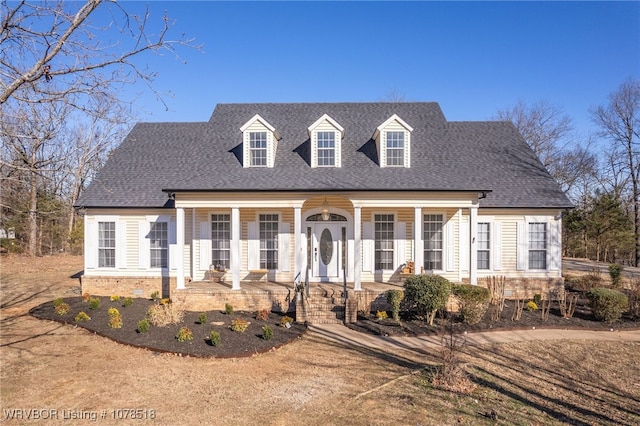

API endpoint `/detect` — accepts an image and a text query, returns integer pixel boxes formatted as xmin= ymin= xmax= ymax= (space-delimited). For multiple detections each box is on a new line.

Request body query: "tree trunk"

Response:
xmin=28 ymin=167 xmax=38 ymax=257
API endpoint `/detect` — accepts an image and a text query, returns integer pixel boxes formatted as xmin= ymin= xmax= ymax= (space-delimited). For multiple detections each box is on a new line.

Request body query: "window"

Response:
xmin=317 ymin=131 xmax=336 ymax=166
xmin=259 ymin=214 xmax=278 ymax=270
xmin=529 ymin=222 xmax=547 ymax=269
xmin=211 ymin=214 xmax=230 ymax=270
xmin=385 ymin=131 xmax=404 ymax=166
xmin=424 ymin=214 xmax=443 ymax=270
xmin=98 ymin=222 xmax=116 ymax=268
xmin=374 ymin=214 xmax=394 ymax=270
xmin=477 ymin=222 xmax=490 ymax=270
xmin=249 ymin=131 xmax=267 ymax=166
xmin=149 ymin=222 xmax=168 ymax=268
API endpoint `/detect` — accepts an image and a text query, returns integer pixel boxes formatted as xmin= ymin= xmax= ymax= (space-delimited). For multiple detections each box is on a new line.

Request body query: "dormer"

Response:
xmin=373 ymin=114 xmax=414 ymax=168
xmin=307 ymin=114 xmax=344 ymax=168
xmin=240 ymin=114 xmax=281 ymax=168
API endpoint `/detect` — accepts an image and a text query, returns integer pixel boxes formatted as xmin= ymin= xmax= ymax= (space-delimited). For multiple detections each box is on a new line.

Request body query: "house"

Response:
xmin=76 ymin=102 xmax=572 ymax=315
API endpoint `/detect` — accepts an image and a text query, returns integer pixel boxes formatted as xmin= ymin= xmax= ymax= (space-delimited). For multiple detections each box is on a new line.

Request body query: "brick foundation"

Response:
xmin=81 ymin=276 xmax=173 ymax=299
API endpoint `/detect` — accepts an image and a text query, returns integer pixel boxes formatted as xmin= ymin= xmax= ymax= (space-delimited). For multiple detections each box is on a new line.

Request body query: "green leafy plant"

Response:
xmin=137 ymin=318 xmax=150 ymax=333
xmin=255 ymin=309 xmax=270 ymax=321
xmin=609 ymin=263 xmax=624 ymax=288
xmin=150 ymin=291 xmax=160 ymax=302
xmin=122 ymin=297 xmax=133 ymax=307
xmin=386 ymin=289 xmax=404 ymax=322
xmin=110 ymin=295 xmax=120 ymax=302
xmin=209 ymin=330 xmax=221 ymax=346
xmin=376 ymin=310 xmax=388 ymax=319
xmin=54 ymin=302 xmax=70 ymax=316
xmin=74 ymin=311 xmax=91 ymax=322
xmin=52 ymin=297 xmax=64 ymax=308
xmin=533 ymin=293 xmax=542 ymax=305
xmin=403 ymin=275 xmax=452 ymax=325
xmin=279 ymin=315 xmax=294 ymax=328
xmin=526 ymin=300 xmax=538 ymax=311
xmin=108 ymin=313 xmax=123 ymax=329
xmin=198 ymin=312 xmax=208 ymax=325
xmin=224 ymin=303 xmax=234 ymax=315
xmin=587 ymin=288 xmax=628 ymax=323
xmin=262 ymin=325 xmax=274 ymax=340
xmin=88 ymin=297 xmax=101 ymax=310
xmin=230 ymin=318 xmax=249 ymax=333
xmin=453 ymin=284 xmax=491 ymax=325
xmin=176 ymin=326 xmax=194 ymax=342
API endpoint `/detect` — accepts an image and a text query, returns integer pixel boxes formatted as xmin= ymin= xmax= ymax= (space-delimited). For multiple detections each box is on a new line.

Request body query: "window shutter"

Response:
xmin=446 ymin=221 xmax=455 ymax=272
xmin=493 ymin=222 xmax=502 ymax=271
xmin=169 ymin=221 xmax=177 ymax=271
xmin=517 ymin=222 xmax=527 ymax=271
xmin=199 ymin=222 xmax=211 ymax=271
xmin=549 ymin=220 xmax=561 ymax=271
xmin=139 ymin=222 xmax=148 ymax=269
xmin=247 ymin=222 xmax=259 ymax=270
xmin=460 ymin=221 xmax=469 ymax=272
xmin=278 ymin=222 xmax=290 ymax=272
xmin=117 ymin=221 xmax=126 ymax=269
xmin=86 ymin=220 xmax=96 ymax=269
xmin=394 ymin=222 xmax=406 ymax=270
xmin=362 ymin=222 xmax=373 ymax=272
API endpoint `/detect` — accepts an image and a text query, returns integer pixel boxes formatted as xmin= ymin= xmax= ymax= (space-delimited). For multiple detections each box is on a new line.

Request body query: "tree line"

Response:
xmin=1 ymin=2 xmax=639 ymax=268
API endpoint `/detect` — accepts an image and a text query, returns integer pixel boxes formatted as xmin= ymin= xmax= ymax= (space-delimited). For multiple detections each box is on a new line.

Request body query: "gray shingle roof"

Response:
xmin=76 ymin=102 xmax=572 ymax=209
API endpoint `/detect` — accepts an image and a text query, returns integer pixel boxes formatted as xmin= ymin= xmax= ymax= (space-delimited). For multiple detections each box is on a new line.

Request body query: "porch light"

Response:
xmin=321 ymin=198 xmax=330 ymax=221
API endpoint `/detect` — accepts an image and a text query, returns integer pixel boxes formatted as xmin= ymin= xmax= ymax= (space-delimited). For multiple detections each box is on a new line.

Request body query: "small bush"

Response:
xmin=146 ymin=303 xmax=185 ymax=327
xmin=230 ymin=318 xmax=249 ymax=333
xmin=209 ymin=330 xmax=221 ymax=346
xmin=453 ymin=284 xmax=491 ymax=325
xmin=137 ymin=318 xmax=150 ymax=333
xmin=255 ymin=309 xmax=270 ymax=321
xmin=150 ymin=291 xmax=160 ymax=301
xmin=279 ymin=315 xmax=294 ymax=327
xmin=82 ymin=292 xmax=91 ymax=302
xmin=587 ymin=288 xmax=628 ymax=323
xmin=160 ymin=298 xmax=171 ymax=305
xmin=122 ymin=297 xmax=133 ymax=307
xmin=404 ymin=275 xmax=452 ymax=325
xmin=262 ymin=325 xmax=274 ymax=340
xmin=74 ymin=311 xmax=91 ymax=322
xmin=533 ymin=294 xmax=542 ymax=305
xmin=224 ymin=303 xmax=234 ymax=315
xmin=88 ymin=297 xmax=101 ymax=310
xmin=176 ymin=326 xmax=194 ymax=342
xmin=110 ymin=295 xmax=120 ymax=302
xmin=198 ymin=312 xmax=208 ymax=325
xmin=52 ymin=297 xmax=65 ymax=308
xmin=386 ymin=289 xmax=404 ymax=322
xmin=107 ymin=307 xmax=120 ymax=317
xmin=376 ymin=310 xmax=388 ymax=319
xmin=526 ymin=301 xmax=538 ymax=311
xmin=609 ymin=263 xmax=624 ymax=288
xmin=54 ymin=302 xmax=70 ymax=316
xmin=108 ymin=313 xmax=123 ymax=329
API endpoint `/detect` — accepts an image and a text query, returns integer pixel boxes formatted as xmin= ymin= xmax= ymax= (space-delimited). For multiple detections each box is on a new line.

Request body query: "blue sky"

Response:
xmin=108 ymin=1 xmax=639 ymax=136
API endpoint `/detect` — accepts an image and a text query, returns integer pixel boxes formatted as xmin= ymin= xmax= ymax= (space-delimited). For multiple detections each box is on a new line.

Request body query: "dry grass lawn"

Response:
xmin=1 ymin=255 xmax=639 ymax=425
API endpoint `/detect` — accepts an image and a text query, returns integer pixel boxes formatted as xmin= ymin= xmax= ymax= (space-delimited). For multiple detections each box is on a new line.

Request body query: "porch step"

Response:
xmin=296 ymin=295 xmax=346 ymax=324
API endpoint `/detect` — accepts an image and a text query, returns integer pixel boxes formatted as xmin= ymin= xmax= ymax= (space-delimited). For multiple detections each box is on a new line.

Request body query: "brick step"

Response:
xmin=306 ymin=318 xmax=344 ymax=324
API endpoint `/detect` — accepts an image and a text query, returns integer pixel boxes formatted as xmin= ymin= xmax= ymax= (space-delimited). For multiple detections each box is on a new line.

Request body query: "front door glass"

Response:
xmin=320 ymin=228 xmax=333 ymax=265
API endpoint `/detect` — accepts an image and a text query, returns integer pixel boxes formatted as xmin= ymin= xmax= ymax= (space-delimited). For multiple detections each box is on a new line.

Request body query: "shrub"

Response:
xmin=82 ymin=292 xmax=91 ymax=302
xmin=587 ymin=288 xmax=628 ymax=323
xmin=137 ymin=318 xmax=150 ymax=333
xmin=160 ymin=298 xmax=171 ymax=305
xmin=108 ymin=313 xmax=123 ymax=329
xmin=453 ymin=284 xmax=491 ymax=325
xmin=255 ymin=309 xmax=270 ymax=321
xmin=376 ymin=310 xmax=388 ymax=319
xmin=110 ymin=295 xmax=120 ymax=302
xmin=533 ymin=293 xmax=542 ymax=305
xmin=146 ymin=303 xmax=185 ymax=327
xmin=209 ymin=330 xmax=221 ymax=346
xmin=262 ymin=325 xmax=274 ymax=340
xmin=52 ymin=297 xmax=64 ymax=308
xmin=609 ymin=263 xmax=624 ymax=288
xmin=224 ymin=303 xmax=234 ymax=315
xmin=74 ymin=311 xmax=91 ymax=322
xmin=54 ymin=302 xmax=70 ymax=316
xmin=150 ymin=291 xmax=160 ymax=302
xmin=404 ymin=275 xmax=452 ymax=325
xmin=198 ymin=312 xmax=208 ymax=325
xmin=122 ymin=297 xmax=133 ymax=307
xmin=386 ymin=289 xmax=404 ymax=322
xmin=88 ymin=297 xmax=101 ymax=310
xmin=230 ymin=318 xmax=249 ymax=333
xmin=526 ymin=301 xmax=538 ymax=311
xmin=279 ymin=315 xmax=294 ymax=328
xmin=176 ymin=326 xmax=194 ymax=342
xmin=107 ymin=307 xmax=120 ymax=317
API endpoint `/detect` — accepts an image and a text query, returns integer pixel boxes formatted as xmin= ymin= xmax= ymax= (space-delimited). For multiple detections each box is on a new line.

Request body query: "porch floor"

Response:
xmin=183 ymin=279 xmax=404 ymax=293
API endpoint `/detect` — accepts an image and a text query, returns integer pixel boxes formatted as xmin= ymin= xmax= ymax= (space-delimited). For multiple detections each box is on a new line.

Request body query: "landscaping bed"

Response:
xmin=30 ymin=296 xmax=306 ymax=358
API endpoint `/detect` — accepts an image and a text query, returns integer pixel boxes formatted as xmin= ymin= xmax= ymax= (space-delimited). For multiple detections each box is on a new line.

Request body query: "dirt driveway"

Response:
xmin=2 ymin=255 xmax=639 ymax=425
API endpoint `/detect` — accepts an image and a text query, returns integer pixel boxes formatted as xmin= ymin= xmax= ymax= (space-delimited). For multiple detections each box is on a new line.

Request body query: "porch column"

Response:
xmin=413 ymin=207 xmax=423 ymax=273
xmin=294 ymin=206 xmax=302 ymax=284
xmin=176 ymin=207 xmax=185 ymax=289
xmin=354 ymin=206 xmax=362 ymax=291
xmin=231 ymin=207 xmax=241 ymax=290
xmin=470 ymin=204 xmax=478 ymax=285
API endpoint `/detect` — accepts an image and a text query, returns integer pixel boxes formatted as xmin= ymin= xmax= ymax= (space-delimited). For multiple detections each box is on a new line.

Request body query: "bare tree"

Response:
xmin=592 ymin=79 xmax=640 ymax=266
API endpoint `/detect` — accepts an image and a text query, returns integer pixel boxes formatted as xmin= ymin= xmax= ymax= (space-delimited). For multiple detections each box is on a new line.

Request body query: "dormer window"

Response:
xmin=308 ymin=114 xmax=344 ymax=168
xmin=374 ymin=114 xmax=413 ymax=168
xmin=240 ymin=114 xmax=280 ymax=168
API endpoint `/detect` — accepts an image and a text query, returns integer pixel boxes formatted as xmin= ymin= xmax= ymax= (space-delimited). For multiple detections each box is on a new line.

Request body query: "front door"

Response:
xmin=313 ymin=223 xmax=340 ymax=280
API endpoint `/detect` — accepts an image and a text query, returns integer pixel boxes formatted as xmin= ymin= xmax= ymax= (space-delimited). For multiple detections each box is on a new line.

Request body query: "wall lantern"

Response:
xmin=321 ymin=198 xmax=330 ymax=221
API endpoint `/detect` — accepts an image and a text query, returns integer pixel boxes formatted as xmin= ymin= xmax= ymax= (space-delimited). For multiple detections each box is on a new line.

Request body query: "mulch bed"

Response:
xmin=347 ymin=296 xmax=640 ymax=337
xmin=30 ymin=296 xmax=306 ymax=358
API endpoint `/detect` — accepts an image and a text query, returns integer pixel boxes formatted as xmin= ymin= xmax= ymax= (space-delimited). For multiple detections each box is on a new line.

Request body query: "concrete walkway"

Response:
xmin=309 ymin=323 xmax=640 ymax=353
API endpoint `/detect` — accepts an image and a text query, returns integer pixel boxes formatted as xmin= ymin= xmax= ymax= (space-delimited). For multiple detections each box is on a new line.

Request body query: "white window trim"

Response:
xmin=308 ymin=114 xmax=344 ymax=168
xmin=92 ymin=215 xmax=120 ymax=270
xmin=371 ymin=212 xmax=396 ymax=271
xmin=240 ymin=114 xmax=280 ymax=168
xmin=256 ymin=212 xmax=281 ymax=271
xmin=145 ymin=215 xmax=171 ymax=270
xmin=519 ymin=216 xmax=559 ymax=272
xmin=373 ymin=114 xmax=413 ymax=168
xmin=423 ymin=211 xmax=446 ymax=273
xmin=210 ymin=212 xmax=232 ymax=271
